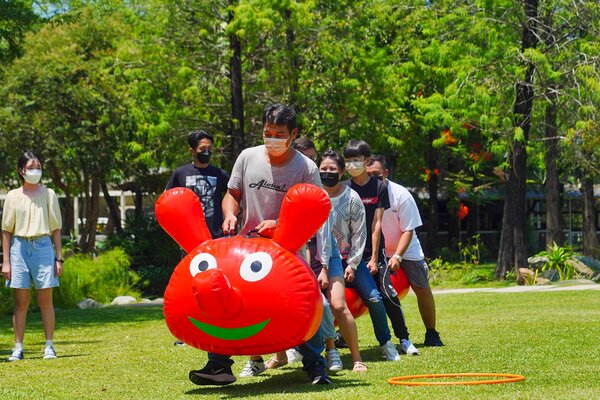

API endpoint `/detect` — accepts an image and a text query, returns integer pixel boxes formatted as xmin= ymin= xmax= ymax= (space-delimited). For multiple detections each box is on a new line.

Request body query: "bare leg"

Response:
xmin=13 ymin=289 xmax=30 ymax=344
xmin=36 ymin=288 xmax=55 ymax=341
xmin=412 ymin=285 xmax=436 ymax=330
xmin=328 ymin=277 xmax=362 ymax=363
xmin=325 ymin=337 xmax=336 ymax=351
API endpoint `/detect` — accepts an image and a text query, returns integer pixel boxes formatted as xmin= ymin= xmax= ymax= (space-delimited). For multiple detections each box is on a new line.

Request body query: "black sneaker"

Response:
xmin=334 ymin=331 xmax=348 ymax=349
xmin=306 ymin=362 xmax=332 ymax=385
xmin=189 ymin=362 xmax=236 ymax=386
xmin=424 ymin=330 xmax=444 ymax=346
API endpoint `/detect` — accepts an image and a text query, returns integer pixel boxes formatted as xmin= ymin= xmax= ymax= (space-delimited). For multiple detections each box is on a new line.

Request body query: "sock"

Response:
xmin=15 ymin=342 xmax=23 ymax=351
xmin=45 ymin=340 xmax=54 ymax=348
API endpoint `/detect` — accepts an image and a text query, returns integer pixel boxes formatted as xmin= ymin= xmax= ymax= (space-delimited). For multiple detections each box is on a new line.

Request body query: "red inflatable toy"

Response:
xmin=155 ymin=184 xmax=331 ymax=355
xmin=344 ymin=268 xmax=411 ymax=319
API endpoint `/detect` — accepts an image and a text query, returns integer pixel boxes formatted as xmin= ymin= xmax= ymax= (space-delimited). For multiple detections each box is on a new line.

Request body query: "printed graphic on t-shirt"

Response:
xmin=185 ymin=175 xmax=217 ymax=218
xmin=248 ymin=180 xmax=287 ymax=192
xmin=362 ymin=197 xmax=378 ymax=205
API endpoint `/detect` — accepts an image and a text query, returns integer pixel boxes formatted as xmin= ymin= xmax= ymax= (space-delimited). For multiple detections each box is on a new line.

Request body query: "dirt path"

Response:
xmin=432 ymin=279 xmax=599 ymax=294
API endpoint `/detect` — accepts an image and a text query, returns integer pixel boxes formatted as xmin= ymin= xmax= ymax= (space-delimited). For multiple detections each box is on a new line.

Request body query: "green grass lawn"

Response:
xmin=1 ymin=289 xmax=599 ymax=399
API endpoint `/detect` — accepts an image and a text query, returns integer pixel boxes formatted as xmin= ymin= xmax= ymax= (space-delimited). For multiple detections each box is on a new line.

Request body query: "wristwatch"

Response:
xmin=392 ymin=254 xmax=403 ymax=262
xmin=55 ymin=258 xmax=64 ymax=263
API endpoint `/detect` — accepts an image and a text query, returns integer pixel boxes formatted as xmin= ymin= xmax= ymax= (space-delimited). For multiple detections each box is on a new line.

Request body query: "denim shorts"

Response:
xmin=6 ymin=236 xmax=59 ymax=289
xmin=307 ymin=235 xmax=344 ymax=278
xmin=326 ymin=241 xmax=343 ymax=278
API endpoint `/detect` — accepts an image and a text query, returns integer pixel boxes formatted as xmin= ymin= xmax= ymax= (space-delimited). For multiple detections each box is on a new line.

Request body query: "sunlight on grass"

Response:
xmin=1 ymin=290 xmax=599 ymax=399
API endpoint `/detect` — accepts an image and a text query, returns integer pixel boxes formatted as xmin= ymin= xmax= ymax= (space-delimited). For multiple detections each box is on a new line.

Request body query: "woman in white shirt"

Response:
xmin=2 ymin=151 xmax=63 ymax=361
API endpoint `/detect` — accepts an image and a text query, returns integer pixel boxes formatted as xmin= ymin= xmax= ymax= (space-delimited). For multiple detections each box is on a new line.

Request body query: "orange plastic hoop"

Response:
xmin=388 ymin=373 xmax=525 ymax=386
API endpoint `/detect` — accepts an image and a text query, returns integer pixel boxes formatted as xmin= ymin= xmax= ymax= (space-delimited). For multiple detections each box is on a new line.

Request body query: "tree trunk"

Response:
xmin=544 ymin=90 xmax=563 ymax=247
xmin=229 ymin=1 xmax=245 ymax=159
xmin=100 ymin=181 xmax=123 ymax=234
xmin=581 ymin=173 xmax=598 ymax=257
xmin=496 ymin=174 xmax=515 ymax=279
xmin=496 ymin=0 xmax=538 ymax=279
xmin=79 ymin=177 xmax=99 ymax=253
xmin=47 ymin=161 xmax=74 ymax=236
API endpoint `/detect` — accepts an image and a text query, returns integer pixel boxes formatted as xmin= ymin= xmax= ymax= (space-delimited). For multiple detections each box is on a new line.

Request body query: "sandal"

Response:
xmin=266 ymin=357 xmax=288 ymax=369
xmin=352 ymin=361 xmax=368 ymax=372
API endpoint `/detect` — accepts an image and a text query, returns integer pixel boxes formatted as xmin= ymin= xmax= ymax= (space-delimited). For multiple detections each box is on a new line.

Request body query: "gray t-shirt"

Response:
xmin=228 ymin=145 xmax=322 ymax=234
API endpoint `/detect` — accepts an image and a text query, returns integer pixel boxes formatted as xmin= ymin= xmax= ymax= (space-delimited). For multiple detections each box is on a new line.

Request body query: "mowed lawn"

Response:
xmin=1 ymin=289 xmax=599 ymax=400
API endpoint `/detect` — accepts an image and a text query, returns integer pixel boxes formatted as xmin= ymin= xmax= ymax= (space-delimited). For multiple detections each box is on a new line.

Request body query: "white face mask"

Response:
xmin=264 ymin=137 xmax=290 ymax=157
xmin=346 ymin=161 xmax=365 ymax=177
xmin=24 ymin=169 xmax=42 ymax=184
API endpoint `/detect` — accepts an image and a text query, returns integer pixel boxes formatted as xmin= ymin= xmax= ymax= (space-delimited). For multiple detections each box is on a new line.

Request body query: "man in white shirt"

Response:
xmin=366 ymin=155 xmax=443 ymax=347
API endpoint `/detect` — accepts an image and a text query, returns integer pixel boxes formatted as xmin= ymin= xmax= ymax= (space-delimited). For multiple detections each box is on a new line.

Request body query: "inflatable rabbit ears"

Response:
xmin=155 ymin=183 xmax=331 ymax=254
xmin=155 ymin=188 xmax=212 ymax=253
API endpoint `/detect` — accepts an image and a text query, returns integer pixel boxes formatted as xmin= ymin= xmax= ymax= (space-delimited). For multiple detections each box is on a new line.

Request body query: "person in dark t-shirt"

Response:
xmin=166 ymin=130 xmax=229 ymax=238
xmin=342 ymin=139 xmax=413 ymax=358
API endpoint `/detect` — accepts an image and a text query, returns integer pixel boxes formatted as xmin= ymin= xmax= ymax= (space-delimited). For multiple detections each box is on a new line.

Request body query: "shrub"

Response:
xmin=461 ymin=269 xmax=493 ymax=284
xmin=459 ymin=234 xmax=481 ymax=265
xmin=53 ymin=248 xmax=141 ymax=308
xmin=135 ymin=264 xmax=174 ymax=298
xmin=536 ymin=242 xmax=578 ymax=281
xmin=103 ymin=214 xmax=180 ymax=297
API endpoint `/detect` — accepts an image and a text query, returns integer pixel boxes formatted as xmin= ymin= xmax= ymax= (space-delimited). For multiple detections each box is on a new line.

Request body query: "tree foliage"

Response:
xmin=0 ymin=0 xmax=598 ymax=264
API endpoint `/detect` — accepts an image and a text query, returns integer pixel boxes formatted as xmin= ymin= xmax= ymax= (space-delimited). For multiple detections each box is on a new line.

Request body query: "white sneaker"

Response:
xmin=8 ymin=348 xmax=23 ymax=361
xmin=326 ymin=348 xmax=343 ymax=371
xmin=239 ymin=359 xmax=266 ymax=377
xmin=400 ymin=339 xmax=419 ymax=355
xmin=381 ymin=340 xmax=401 ymax=361
xmin=286 ymin=348 xmax=303 ymax=364
xmin=43 ymin=346 xmax=57 ymax=359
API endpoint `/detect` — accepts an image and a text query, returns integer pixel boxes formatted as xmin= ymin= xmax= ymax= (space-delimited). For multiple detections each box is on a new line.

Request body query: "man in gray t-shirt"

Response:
xmin=189 ymin=104 xmax=331 ymax=387
xmin=227 ymin=145 xmax=320 ymax=235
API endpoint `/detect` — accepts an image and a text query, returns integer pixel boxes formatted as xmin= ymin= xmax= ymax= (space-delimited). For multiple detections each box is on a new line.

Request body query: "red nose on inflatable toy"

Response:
xmin=344 ymin=268 xmax=410 ymax=319
xmin=155 ymin=184 xmax=331 ymax=356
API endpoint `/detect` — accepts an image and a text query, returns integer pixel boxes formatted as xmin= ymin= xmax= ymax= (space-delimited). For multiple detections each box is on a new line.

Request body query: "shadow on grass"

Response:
xmin=185 ymin=369 xmax=366 ymax=397
xmin=0 ymin=352 xmax=91 ymax=361
xmin=0 ymin=305 xmax=165 ymax=330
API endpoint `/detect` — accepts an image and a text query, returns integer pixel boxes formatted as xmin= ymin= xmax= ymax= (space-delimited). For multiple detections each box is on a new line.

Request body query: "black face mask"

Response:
xmin=320 ymin=172 xmax=340 ymax=187
xmin=373 ymin=175 xmax=383 ymax=181
xmin=196 ymin=150 xmax=212 ymax=164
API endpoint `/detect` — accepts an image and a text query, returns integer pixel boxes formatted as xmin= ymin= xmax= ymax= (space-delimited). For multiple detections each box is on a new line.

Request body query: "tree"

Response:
xmin=496 ymin=0 xmax=540 ymax=279
xmin=0 ymin=6 xmax=137 ymax=252
xmin=0 ymin=0 xmax=39 ymax=67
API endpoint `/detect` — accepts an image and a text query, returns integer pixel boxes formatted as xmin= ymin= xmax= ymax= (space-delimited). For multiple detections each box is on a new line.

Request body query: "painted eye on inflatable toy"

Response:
xmin=239 ymin=252 xmax=273 ymax=282
xmin=189 ymin=253 xmax=217 ymax=277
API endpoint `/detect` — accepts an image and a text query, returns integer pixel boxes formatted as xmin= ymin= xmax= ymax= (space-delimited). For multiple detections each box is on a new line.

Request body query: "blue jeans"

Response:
xmin=207 ymin=325 xmax=326 ymax=371
xmin=346 ymin=260 xmax=391 ymax=345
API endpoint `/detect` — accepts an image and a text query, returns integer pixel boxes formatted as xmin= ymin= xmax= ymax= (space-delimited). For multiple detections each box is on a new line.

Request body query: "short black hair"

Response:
xmin=17 ymin=151 xmax=41 ymax=181
xmin=368 ymin=154 xmax=388 ymax=169
xmin=343 ymin=139 xmax=371 ymax=159
xmin=188 ymin=130 xmax=213 ymax=148
xmin=262 ymin=104 xmax=297 ymax=132
xmin=292 ymin=137 xmax=315 ymax=152
xmin=319 ymin=148 xmax=345 ymax=171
